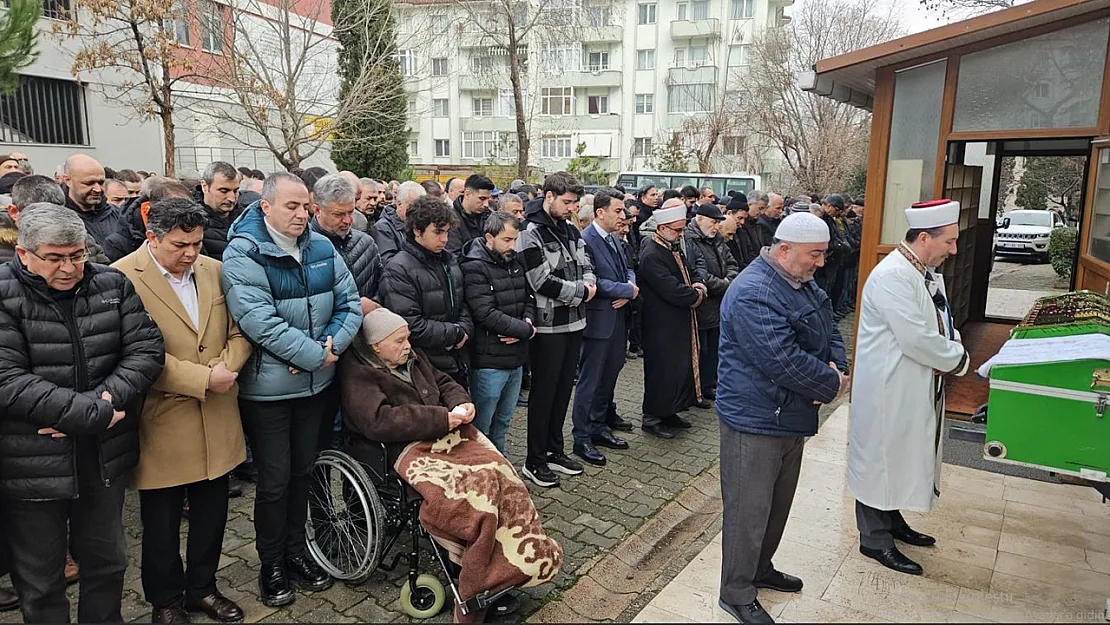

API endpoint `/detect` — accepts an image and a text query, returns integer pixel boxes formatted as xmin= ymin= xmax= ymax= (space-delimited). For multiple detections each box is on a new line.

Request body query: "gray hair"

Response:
xmin=18 ymin=160 xmax=33 ymax=175
xmin=578 ymin=195 xmax=595 ymax=221
xmin=360 ymin=177 xmax=376 ymax=190
xmin=11 ymin=174 xmax=64 ymax=210
xmin=396 ymin=180 xmax=426 ymax=206
xmin=262 ymin=172 xmax=307 ymax=204
xmin=17 ymin=203 xmax=88 ymax=251
xmin=483 ymin=210 xmax=520 ymax=237
xmin=313 ymin=174 xmax=357 ymax=207
xmin=747 ymin=189 xmax=770 ymax=205
xmin=499 ymin=193 xmax=523 ymax=210
xmin=203 ymin=161 xmax=239 ymax=186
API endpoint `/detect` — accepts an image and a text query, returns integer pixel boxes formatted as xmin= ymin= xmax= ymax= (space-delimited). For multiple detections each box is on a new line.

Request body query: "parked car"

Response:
xmin=993 ymin=209 xmax=1066 ymax=262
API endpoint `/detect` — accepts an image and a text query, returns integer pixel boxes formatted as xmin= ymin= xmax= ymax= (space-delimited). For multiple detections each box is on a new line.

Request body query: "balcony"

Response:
xmin=573 ymin=69 xmax=623 ymax=88
xmin=580 ymin=25 xmax=623 ymax=43
xmin=667 ymin=64 xmax=718 ymax=85
xmin=459 ymin=31 xmax=489 ymax=49
xmin=459 ymin=73 xmax=506 ymax=91
xmin=573 ymin=113 xmax=622 ymax=131
xmin=459 ymin=117 xmax=519 ymax=133
xmin=670 ymin=18 xmax=721 ymax=39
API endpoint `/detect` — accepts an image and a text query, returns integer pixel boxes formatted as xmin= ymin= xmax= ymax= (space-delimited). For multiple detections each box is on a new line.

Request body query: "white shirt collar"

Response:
xmin=146 ymin=242 xmax=195 ymax=283
xmin=591 ymin=220 xmax=614 ymax=240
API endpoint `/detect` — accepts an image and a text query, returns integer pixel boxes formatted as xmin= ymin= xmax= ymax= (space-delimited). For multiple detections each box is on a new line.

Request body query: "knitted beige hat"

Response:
xmin=362 ymin=308 xmax=408 ymax=345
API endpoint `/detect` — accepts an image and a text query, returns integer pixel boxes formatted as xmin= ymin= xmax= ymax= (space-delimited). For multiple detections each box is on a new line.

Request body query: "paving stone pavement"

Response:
xmin=0 ymin=316 xmax=857 ymax=624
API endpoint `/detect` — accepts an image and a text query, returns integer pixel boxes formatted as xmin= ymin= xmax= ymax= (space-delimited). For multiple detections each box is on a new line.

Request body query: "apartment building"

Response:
xmin=397 ymin=0 xmax=791 ymax=178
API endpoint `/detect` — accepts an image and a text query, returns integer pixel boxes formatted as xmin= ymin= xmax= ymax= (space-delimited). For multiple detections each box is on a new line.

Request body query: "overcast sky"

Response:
xmin=788 ymin=0 xmax=952 ymax=37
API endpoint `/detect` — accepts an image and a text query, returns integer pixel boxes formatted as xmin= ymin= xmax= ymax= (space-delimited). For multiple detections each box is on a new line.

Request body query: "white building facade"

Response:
xmin=396 ymin=0 xmax=790 ymax=178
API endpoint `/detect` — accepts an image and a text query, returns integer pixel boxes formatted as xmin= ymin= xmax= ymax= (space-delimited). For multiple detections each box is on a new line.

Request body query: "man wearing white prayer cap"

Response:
xmin=637 ymin=199 xmax=710 ymax=439
xmin=848 ymin=199 xmax=970 ymax=578
xmin=714 ymin=210 xmax=849 ymax=624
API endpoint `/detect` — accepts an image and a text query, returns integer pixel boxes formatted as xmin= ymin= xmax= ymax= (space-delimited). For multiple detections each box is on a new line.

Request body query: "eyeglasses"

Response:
xmin=662 ymin=224 xmax=685 ymax=235
xmin=28 ymin=249 xmax=89 ymax=266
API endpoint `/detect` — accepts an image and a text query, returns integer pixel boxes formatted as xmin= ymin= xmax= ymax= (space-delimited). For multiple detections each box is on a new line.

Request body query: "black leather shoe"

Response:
xmin=287 ymin=554 xmax=333 ymax=592
xmin=718 ymin=598 xmax=774 ymax=624
xmin=892 ymin=525 xmax=937 ymax=547
xmin=593 ymin=431 xmax=629 ymax=450
xmin=491 ymin=591 xmax=520 ymax=617
xmin=152 ymin=603 xmax=191 ymax=624
xmin=228 ymin=476 xmax=244 ymax=499
xmin=643 ymin=424 xmax=676 ymax=439
xmin=186 ymin=591 xmax=244 ymax=622
xmin=703 ymin=388 xmax=717 ymax=400
xmin=573 ymin=443 xmax=606 ymax=466
xmin=258 ymin=562 xmax=295 ymax=607
xmin=663 ymin=414 xmax=692 ymax=429
xmin=754 ymin=569 xmax=803 ymax=593
xmin=0 ymin=587 xmax=18 ymax=612
xmin=695 ymin=398 xmax=714 ymax=409
xmin=607 ymin=414 xmax=634 ymax=432
xmin=860 ymin=545 xmax=923 ymax=575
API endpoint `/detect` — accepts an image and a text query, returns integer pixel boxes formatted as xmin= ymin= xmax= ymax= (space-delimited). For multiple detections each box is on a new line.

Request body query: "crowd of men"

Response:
xmin=0 ymin=149 xmax=869 ymax=625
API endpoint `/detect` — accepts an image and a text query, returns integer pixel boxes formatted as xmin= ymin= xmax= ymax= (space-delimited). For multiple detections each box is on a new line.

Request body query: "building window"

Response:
xmin=588 ymin=95 xmax=609 ymax=115
xmin=731 ymin=0 xmax=753 ymax=19
xmin=432 ymin=99 xmax=449 ymax=117
xmin=585 ymin=2 xmax=611 ymax=27
xmin=633 ymin=137 xmax=653 ymax=157
xmin=722 ymin=135 xmax=745 ymax=155
xmin=397 ymin=49 xmax=418 ymax=76
xmin=470 ymin=55 xmax=496 ymax=74
xmin=1034 ymin=82 xmax=1050 ymax=98
xmin=461 ymin=131 xmax=500 ymax=159
xmin=200 ymin=1 xmax=223 ymax=53
xmin=676 ymin=2 xmax=688 ymax=20
xmin=637 ymin=3 xmax=656 ymax=24
xmin=540 ymin=87 xmax=573 ymax=116
xmin=498 ymin=88 xmax=526 ymax=117
xmin=432 ymin=58 xmax=448 ymax=77
xmin=668 ymin=83 xmax=715 ymax=113
xmin=408 ymin=140 xmax=419 ymax=157
xmin=692 ymin=0 xmax=709 ymax=20
xmin=636 ymin=49 xmax=655 ymax=70
xmin=435 ymin=139 xmax=450 ymax=157
xmin=690 ymin=43 xmax=708 ymax=66
xmin=540 ymin=43 xmax=582 ymax=73
xmin=472 ymin=97 xmax=493 ymax=117
xmin=41 ymin=0 xmax=70 ymax=20
xmin=728 ymin=44 xmax=751 ymax=67
xmin=674 ymin=48 xmax=686 ymax=67
xmin=407 ymin=97 xmax=417 ymax=115
xmin=0 ymin=75 xmax=87 ymax=145
xmin=635 ymin=94 xmax=654 ymax=114
xmin=586 ymin=51 xmax=610 ymax=72
xmin=168 ymin=1 xmax=190 ymax=45
xmin=541 ymin=135 xmax=573 ymax=159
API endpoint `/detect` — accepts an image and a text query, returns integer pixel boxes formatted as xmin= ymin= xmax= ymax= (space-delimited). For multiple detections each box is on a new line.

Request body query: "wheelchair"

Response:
xmin=306 ymin=439 xmax=512 ymax=619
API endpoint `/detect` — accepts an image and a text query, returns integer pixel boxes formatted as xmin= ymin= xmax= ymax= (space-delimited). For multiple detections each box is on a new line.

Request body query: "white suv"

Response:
xmin=993 ymin=210 xmax=1065 ymax=262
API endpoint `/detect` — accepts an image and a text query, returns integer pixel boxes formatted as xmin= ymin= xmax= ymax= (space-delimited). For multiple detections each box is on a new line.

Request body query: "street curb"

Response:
xmin=526 ymin=462 xmax=723 ymax=623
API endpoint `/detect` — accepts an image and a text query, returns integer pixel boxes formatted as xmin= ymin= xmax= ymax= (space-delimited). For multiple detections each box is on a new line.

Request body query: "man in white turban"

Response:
xmin=849 ymin=199 xmax=970 ymax=576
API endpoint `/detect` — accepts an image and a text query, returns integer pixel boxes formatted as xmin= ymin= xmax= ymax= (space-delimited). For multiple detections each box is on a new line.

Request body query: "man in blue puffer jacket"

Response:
xmin=221 ymin=172 xmax=361 ymax=608
xmin=714 ymin=211 xmax=849 ymax=625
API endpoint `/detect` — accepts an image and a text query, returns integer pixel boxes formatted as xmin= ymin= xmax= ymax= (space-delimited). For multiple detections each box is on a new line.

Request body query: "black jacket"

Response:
xmin=380 ymin=239 xmax=474 ymax=376
xmin=756 ymin=215 xmax=781 ymax=248
xmin=0 ymin=260 xmax=165 ymax=500
xmin=103 ymin=196 xmax=147 ymax=262
xmin=65 ymin=193 xmax=120 ymax=249
xmin=191 ymin=187 xmax=245 ymax=262
xmin=821 ymin=213 xmax=852 ymax=266
xmin=446 ymin=196 xmax=488 ymax=257
xmin=685 ymin=219 xmax=740 ymax=330
xmin=460 ymin=238 xmax=535 ymax=370
xmin=310 ymin=218 xmax=382 ymax=300
xmin=372 ymin=206 xmax=406 ymax=265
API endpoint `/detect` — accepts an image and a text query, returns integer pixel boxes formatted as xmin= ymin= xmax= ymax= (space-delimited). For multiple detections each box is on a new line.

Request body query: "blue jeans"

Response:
xmin=469 ymin=367 xmax=523 ymax=454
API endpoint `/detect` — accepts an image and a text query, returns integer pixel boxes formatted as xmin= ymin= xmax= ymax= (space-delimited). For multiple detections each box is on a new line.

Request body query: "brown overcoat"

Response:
xmin=113 ymin=246 xmax=251 ymax=490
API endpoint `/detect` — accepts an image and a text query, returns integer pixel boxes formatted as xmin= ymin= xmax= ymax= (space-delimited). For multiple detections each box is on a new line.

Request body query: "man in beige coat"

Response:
xmin=113 ymin=197 xmax=251 ymax=625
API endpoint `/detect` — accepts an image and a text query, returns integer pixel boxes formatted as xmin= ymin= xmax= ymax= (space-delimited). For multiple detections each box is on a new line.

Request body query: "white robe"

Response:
xmin=848 ymin=249 xmax=969 ymax=513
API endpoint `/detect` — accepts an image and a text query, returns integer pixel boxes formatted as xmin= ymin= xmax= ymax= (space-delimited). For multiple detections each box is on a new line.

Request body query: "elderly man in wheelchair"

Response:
xmin=308 ymin=308 xmax=562 ymax=623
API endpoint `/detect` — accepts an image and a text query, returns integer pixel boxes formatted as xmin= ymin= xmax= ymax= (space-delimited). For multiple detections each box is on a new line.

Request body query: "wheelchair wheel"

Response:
xmin=400 ymin=573 xmax=446 ymax=619
xmin=307 ymin=450 xmax=385 ymax=582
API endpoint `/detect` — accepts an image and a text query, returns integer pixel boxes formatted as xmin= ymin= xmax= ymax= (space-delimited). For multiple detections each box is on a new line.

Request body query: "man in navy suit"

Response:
xmin=571 ymin=187 xmax=639 ymax=466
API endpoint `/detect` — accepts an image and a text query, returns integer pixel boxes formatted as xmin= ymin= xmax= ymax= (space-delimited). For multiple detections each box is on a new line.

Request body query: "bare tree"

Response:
xmin=443 ymin=0 xmax=619 ymax=179
xmin=193 ymin=0 xmax=403 ymax=170
xmin=51 ymin=0 xmax=200 ymax=175
xmin=740 ymin=0 xmax=902 ymax=192
xmin=920 ymin=0 xmax=1021 ymax=20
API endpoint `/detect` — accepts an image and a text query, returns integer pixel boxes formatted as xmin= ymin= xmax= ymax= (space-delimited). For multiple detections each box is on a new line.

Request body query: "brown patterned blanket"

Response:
xmin=395 ymin=424 xmax=563 ymax=612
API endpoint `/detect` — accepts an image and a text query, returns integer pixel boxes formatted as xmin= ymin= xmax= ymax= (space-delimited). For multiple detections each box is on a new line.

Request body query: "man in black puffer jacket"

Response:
xmin=309 ymin=174 xmax=382 ymax=304
xmin=380 ymin=196 xmax=474 ymax=386
xmin=461 ymin=212 xmax=535 ymax=453
xmin=0 ymin=203 xmax=164 ymax=624
xmin=196 ymin=161 xmax=244 ymax=261
xmin=445 ymin=174 xmax=493 ymax=257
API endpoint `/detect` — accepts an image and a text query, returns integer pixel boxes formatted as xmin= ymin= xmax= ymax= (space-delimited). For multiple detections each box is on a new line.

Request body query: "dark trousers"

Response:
xmin=627 ymin=309 xmax=642 ymax=352
xmin=719 ymin=424 xmax=804 ymax=606
xmin=855 ymin=501 xmax=909 ymax=550
xmin=2 ymin=470 xmax=127 ymax=624
xmin=140 ymin=476 xmax=229 ymax=607
xmin=526 ymin=331 xmax=583 ymax=468
xmin=571 ymin=319 xmax=626 ymax=446
xmin=698 ymin=327 xmax=720 ymax=395
xmin=240 ymin=385 xmax=333 ymax=565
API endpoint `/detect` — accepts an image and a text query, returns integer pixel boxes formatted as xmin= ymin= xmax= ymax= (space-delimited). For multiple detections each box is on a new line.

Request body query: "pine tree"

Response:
xmin=330 ymin=0 xmax=408 ymax=179
xmin=0 ymin=0 xmax=40 ymax=95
